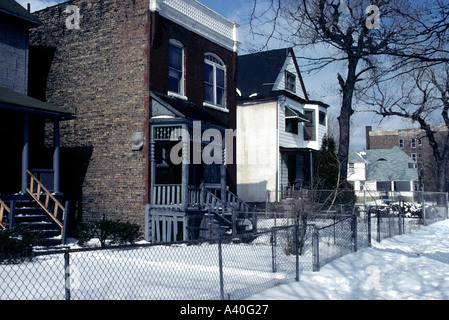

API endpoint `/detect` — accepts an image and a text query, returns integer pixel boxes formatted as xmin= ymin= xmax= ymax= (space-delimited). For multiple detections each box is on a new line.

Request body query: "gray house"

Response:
xmin=0 ymin=0 xmax=72 ymax=244
xmin=347 ymin=146 xmax=419 ymax=201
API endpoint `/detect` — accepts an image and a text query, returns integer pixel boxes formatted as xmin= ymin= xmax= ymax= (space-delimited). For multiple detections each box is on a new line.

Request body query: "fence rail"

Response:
xmin=1 ymin=198 xmax=447 ymax=300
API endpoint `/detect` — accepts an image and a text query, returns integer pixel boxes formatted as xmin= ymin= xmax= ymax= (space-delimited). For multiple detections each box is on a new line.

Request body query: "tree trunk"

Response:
xmin=337 ymin=57 xmax=358 ymax=181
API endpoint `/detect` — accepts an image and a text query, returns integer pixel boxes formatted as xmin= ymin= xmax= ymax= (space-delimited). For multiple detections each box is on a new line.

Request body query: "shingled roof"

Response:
xmin=0 ymin=0 xmax=41 ymax=26
xmin=237 ymin=47 xmax=308 ymax=100
xmin=349 ymin=146 xmax=418 ymax=182
xmin=0 ymin=86 xmax=73 ymax=119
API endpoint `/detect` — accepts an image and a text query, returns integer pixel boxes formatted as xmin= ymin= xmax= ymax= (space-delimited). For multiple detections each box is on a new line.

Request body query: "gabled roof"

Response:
xmin=0 ymin=86 xmax=73 ymax=119
xmin=237 ymin=48 xmax=308 ymax=100
xmin=349 ymin=146 xmax=418 ymax=181
xmin=0 ymin=0 xmax=41 ymax=26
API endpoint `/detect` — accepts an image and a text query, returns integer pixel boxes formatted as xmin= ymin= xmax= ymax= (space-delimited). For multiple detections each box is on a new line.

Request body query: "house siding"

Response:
xmin=272 ymin=54 xmax=306 ymax=100
xmin=29 ymin=0 xmax=238 ymax=228
xmin=0 ymin=15 xmax=29 ymax=95
xmin=237 ymin=100 xmax=277 ymax=202
xmin=30 ymin=0 xmax=150 ymax=226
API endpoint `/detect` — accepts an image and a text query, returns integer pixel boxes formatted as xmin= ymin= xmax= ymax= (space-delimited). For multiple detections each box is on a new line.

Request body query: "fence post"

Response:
xmin=352 ymin=208 xmax=358 ymax=252
xmin=64 ymin=250 xmax=71 ymax=300
xmin=8 ymin=200 xmax=15 ymax=229
xmin=367 ymin=206 xmax=372 ymax=247
xmin=446 ymin=193 xmax=449 ymax=220
xmin=398 ymin=206 xmax=403 ymax=235
xmin=312 ymin=226 xmax=319 ymax=272
xmin=271 ymin=229 xmax=276 ymax=273
xmin=232 ymin=209 xmax=237 ymax=237
xmin=295 ymin=223 xmax=300 ymax=281
xmin=218 ymin=236 xmax=224 ymax=300
xmin=421 ymin=187 xmax=426 ymax=226
xmin=376 ymin=208 xmax=381 ymax=243
xmin=62 ymin=201 xmax=70 ymax=245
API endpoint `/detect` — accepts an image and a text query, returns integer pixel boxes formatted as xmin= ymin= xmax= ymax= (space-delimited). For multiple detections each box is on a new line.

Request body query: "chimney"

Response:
xmin=27 ymin=3 xmax=31 ymax=12
xmin=365 ymin=126 xmax=372 ymax=150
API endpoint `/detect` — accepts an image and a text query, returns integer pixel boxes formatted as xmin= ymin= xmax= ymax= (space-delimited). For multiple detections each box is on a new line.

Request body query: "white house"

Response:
xmin=236 ymin=48 xmax=329 ymax=203
xmin=347 ymin=146 xmax=419 ymax=202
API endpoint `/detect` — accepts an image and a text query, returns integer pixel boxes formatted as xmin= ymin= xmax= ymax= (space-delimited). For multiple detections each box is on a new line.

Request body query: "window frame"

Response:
xmin=303 ymin=109 xmax=316 ymax=141
xmin=168 ymin=39 xmax=185 ymax=97
xmin=285 ymin=71 xmax=296 ymax=93
xmin=204 ymin=53 xmax=226 ymax=109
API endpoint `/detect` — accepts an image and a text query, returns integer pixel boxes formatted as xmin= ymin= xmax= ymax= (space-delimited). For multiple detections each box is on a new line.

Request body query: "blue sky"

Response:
xmin=16 ymin=0 xmax=397 ymax=149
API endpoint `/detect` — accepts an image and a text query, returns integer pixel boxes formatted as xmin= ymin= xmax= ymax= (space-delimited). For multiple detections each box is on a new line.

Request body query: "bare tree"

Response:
xmin=248 ymin=0 xmax=446 ymax=179
xmin=367 ymin=65 xmax=449 ymax=193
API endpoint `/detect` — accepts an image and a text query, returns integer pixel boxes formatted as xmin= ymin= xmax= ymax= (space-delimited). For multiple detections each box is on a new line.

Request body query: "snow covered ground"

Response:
xmin=248 ymin=220 xmax=449 ymax=300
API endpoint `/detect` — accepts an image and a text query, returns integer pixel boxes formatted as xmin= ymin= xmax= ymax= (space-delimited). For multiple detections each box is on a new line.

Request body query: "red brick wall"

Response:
xmin=30 ymin=0 xmax=150 ymax=226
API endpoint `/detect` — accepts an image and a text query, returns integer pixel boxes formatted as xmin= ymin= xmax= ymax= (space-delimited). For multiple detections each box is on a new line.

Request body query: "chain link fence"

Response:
xmin=1 ymin=191 xmax=447 ymax=300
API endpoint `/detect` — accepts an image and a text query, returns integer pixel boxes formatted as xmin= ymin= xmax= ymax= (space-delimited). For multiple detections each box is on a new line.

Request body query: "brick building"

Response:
xmin=29 ymin=0 xmax=240 ymax=241
xmin=366 ymin=125 xmax=449 ymax=192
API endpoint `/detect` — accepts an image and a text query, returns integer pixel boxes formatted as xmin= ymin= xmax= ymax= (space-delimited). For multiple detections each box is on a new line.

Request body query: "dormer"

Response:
xmin=237 ymin=48 xmax=308 ymax=100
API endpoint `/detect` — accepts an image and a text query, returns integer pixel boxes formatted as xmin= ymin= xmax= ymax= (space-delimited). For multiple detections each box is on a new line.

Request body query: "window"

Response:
xmin=319 ymin=111 xmax=326 ymax=126
xmin=285 ymin=71 xmax=296 ymax=93
xmin=204 ymin=53 xmax=226 ymax=107
xmin=303 ymin=109 xmax=315 ymax=141
xmin=399 ymin=139 xmax=404 ymax=148
xmin=168 ymin=40 xmax=184 ymax=95
xmin=411 ymin=153 xmax=417 ymax=161
xmin=418 ymin=138 xmax=423 ymax=146
xmin=285 ymin=118 xmax=299 ymax=134
xmin=348 ymin=163 xmax=355 ymax=174
xmin=411 ymin=138 xmax=416 ymax=148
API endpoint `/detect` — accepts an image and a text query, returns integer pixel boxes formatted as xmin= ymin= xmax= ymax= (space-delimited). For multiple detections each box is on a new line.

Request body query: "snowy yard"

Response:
xmin=1 ymin=218 xmax=448 ymax=300
xmin=249 ymin=220 xmax=449 ymax=300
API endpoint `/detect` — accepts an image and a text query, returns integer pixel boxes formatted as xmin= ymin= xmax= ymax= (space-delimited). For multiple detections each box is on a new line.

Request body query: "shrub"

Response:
xmin=0 ymin=227 xmax=42 ymax=262
xmin=76 ymin=216 xmax=141 ymax=248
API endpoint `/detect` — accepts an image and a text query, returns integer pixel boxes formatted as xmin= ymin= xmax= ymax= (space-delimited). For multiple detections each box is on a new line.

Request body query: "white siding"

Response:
xmin=237 ymin=100 xmax=278 ymax=202
xmin=272 ymin=55 xmax=306 ymax=100
xmin=278 ymin=99 xmax=327 ymax=151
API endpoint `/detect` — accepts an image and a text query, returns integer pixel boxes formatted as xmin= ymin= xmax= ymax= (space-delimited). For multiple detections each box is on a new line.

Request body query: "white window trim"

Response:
xmin=204 ymin=53 xmax=227 ymax=109
xmin=168 ymin=39 xmax=185 ymax=96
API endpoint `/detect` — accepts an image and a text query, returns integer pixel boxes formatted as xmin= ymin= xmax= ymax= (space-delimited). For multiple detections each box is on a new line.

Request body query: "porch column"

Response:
xmin=220 ymin=141 xmax=226 ymax=201
xmin=21 ymin=115 xmax=29 ymax=194
xmin=53 ymin=120 xmax=60 ymax=194
xmin=181 ymin=124 xmax=189 ymax=212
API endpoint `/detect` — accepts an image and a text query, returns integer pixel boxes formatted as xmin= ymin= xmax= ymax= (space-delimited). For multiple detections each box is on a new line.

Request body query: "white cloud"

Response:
xmin=16 ymin=0 xmax=62 ymax=13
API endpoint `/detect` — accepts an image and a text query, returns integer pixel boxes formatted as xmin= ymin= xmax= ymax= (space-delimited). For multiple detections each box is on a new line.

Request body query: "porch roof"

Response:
xmin=0 ymin=86 xmax=74 ymax=119
xmin=0 ymin=0 xmax=41 ymax=26
xmin=150 ymin=91 xmax=228 ymax=128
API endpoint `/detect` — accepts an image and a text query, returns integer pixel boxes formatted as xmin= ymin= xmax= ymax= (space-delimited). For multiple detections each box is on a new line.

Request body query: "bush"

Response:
xmin=0 ymin=227 xmax=43 ymax=262
xmin=76 ymin=216 xmax=141 ymax=248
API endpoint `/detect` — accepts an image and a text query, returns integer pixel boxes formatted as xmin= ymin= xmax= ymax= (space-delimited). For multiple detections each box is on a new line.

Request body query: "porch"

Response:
xmin=147 ymin=92 xmax=251 ymax=242
xmin=0 ymin=86 xmax=73 ymax=244
xmin=147 ymin=183 xmax=255 ymax=242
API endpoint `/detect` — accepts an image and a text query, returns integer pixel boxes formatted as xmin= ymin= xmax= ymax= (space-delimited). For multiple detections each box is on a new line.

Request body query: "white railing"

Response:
xmin=152 ymin=184 xmax=183 ymax=207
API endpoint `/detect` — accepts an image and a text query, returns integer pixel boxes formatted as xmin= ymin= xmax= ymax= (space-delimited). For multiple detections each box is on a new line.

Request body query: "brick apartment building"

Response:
xmin=366 ymin=125 xmax=449 ymax=192
xmin=28 ymin=0 xmax=240 ymax=241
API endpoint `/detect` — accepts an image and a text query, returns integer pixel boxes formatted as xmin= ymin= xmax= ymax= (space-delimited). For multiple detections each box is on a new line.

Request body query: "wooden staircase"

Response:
xmin=197 ymin=187 xmax=255 ymax=239
xmin=0 ymin=170 xmax=69 ymax=246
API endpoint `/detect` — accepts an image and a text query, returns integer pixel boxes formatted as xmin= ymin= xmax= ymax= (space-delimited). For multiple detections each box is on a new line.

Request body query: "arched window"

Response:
xmin=169 ymin=40 xmax=184 ymax=96
xmin=204 ymin=53 xmax=226 ymax=108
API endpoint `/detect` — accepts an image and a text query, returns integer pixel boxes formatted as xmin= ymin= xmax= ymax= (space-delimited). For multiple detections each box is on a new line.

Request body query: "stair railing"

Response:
xmin=0 ymin=199 xmax=10 ymax=229
xmin=223 ymin=188 xmax=250 ymax=213
xmin=26 ymin=170 xmax=65 ymax=234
